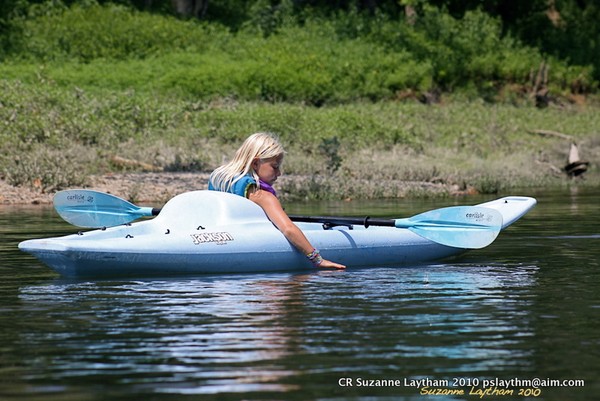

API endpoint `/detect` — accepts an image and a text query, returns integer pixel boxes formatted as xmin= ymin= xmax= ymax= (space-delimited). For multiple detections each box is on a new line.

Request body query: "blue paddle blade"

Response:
xmin=394 ymin=206 xmax=503 ymax=249
xmin=54 ymin=190 xmax=154 ymax=228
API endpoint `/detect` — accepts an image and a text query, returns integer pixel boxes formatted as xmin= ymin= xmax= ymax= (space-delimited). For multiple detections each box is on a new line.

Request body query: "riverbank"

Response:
xmin=0 ymin=173 xmax=205 ymax=205
xmin=1 ymin=172 xmax=471 ymax=205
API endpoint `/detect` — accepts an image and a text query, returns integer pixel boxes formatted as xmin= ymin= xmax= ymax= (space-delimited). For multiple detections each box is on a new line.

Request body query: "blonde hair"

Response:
xmin=210 ymin=132 xmax=285 ymax=192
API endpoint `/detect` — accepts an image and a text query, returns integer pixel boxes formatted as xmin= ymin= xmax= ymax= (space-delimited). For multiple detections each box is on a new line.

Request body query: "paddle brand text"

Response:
xmin=465 ymin=211 xmax=494 ymax=222
xmin=465 ymin=212 xmax=485 ymax=220
xmin=191 ymin=232 xmax=234 ymax=245
xmin=66 ymin=193 xmax=94 ymax=204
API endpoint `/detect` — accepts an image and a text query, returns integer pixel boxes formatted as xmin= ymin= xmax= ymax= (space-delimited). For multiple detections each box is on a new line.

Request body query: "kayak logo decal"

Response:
xmin=191 ymin=232 xmax=234 ymax=245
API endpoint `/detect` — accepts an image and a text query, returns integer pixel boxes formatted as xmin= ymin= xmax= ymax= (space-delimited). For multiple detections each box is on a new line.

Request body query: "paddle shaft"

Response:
xmin=146 ymin=210 xmax=487 ymax=230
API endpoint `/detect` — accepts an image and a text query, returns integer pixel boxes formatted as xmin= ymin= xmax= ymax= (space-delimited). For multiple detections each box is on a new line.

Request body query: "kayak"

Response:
xmin=19 ymin=191 xmax=536 ymax=277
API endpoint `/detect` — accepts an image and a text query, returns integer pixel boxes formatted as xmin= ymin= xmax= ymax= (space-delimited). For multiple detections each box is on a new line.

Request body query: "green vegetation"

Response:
xmin=1 ymin=2 xmax=598 ymax=199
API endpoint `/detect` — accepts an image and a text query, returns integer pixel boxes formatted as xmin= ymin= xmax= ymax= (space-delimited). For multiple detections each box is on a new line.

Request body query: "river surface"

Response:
xmin=1 ymin=188 xmax=598 ymax=401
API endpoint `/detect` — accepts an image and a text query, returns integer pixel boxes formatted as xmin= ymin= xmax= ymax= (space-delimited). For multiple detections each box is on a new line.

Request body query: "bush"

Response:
xmin=5 ymin=144 xmax=93 ymax=192
xmin=3 ymin=0 xmax=599 ymax=98
xmin=10 ymin=2 xmax=227 ymax=62
xmin=363 ymin=8 xmax=595 ymax=95
xmin=6 ymin=2 xmax=593 ymax=103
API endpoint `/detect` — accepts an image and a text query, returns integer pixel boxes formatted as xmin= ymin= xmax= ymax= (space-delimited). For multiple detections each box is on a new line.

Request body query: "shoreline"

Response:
xmin=1 ymin=172 xmax=473 ymax=206
xmin=3 ymin=170 xmax=596 ymax=206
xmin=0 ymin=173 xmax=210 ymax=206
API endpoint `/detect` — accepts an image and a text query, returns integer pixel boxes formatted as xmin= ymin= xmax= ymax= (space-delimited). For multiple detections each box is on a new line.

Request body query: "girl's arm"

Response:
xmin=248 ymin=189 xmax=346 ymax=269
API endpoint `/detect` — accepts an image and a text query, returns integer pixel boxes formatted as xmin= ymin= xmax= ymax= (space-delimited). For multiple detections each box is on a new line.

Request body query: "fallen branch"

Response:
xmin=528 ymin=129 xmax=573 ymax=140
xmin=110 ymin=155 xmax=163 ymax=172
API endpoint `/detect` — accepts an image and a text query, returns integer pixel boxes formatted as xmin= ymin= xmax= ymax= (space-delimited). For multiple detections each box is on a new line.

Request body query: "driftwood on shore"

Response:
xmin=528 ymin=129 xmax=573 ymax=140
xmin=110 ymin=156 xmax=163 ymax=172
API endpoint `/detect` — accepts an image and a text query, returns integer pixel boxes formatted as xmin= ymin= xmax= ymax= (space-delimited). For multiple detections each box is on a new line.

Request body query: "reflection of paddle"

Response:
xmin=54 ymin=189 xmax=503 ymax=249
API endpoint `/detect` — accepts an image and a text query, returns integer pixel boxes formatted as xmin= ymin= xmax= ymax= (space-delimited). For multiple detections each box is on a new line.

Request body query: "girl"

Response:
xmin=208 ymin=132 xmax=346 ymax=269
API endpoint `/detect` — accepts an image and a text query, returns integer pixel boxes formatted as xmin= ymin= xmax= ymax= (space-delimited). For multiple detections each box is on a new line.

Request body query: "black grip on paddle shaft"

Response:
xmin=288 ymin=215 xmax=395 ymax=228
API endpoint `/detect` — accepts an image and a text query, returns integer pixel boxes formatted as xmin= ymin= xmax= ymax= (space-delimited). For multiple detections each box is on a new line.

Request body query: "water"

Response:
xmin=1 ymin=188 xmax=598 ymax=401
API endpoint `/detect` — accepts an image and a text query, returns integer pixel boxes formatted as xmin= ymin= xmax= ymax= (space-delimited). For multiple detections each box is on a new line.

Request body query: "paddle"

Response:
xmin=288 ymin=208 xmax=502 ymax=249
xmin=54 ymin=189 xmax=503 ymax=249
xmin=53 ymin=189 xmax=160 ymax=229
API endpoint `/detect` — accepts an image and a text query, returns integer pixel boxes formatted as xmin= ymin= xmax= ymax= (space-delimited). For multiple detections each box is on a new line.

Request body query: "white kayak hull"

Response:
xmin=19 ymin=191 xmax=536 ymax=277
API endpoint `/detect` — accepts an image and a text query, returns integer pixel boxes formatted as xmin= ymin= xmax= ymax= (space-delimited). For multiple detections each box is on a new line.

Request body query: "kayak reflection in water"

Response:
xmin=208 ymin=132 xmax=346 ymax=270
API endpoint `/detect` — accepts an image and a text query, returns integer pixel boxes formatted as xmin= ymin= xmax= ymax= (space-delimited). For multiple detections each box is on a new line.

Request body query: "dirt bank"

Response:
xmin=1 ymin=172 xmax=470 ymax=206
xmin=1 ymin=173 xmax=211 ymax=205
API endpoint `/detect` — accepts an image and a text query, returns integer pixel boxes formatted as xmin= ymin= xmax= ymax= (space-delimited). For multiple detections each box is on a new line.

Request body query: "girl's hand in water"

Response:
xmin=318 ymin=259 xmax=346 ymax=269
